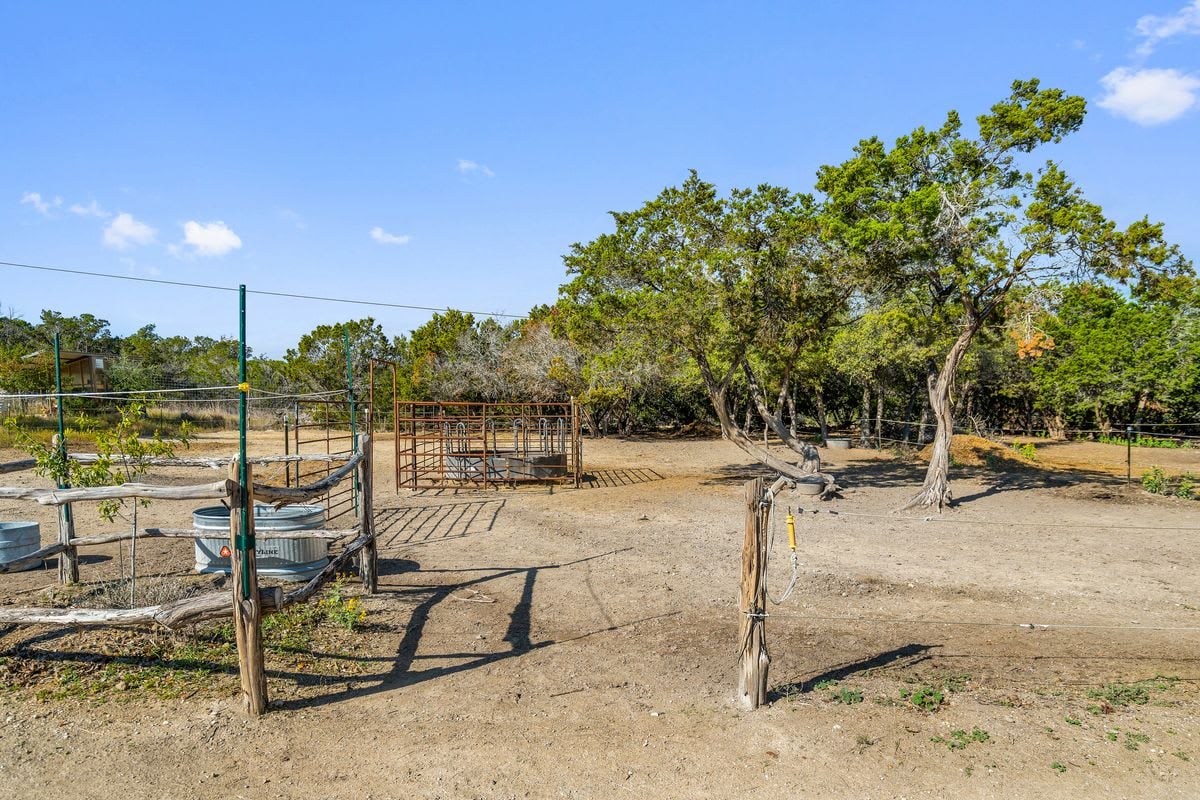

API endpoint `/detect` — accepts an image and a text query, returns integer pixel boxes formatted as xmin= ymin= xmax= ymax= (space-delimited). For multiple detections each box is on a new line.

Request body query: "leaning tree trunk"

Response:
xmin=697 ymin=354 xmax=830 ymax=487
xmin=813 ymin=385 xmax=829 ymax=447
xmin=742 ymin=364 xmax=821 ymax=473
xmin=786 ymin=391 xmax=798 ymax=439
xmin=906 ymin=323 xmax=979 ymax=511
xmin=859 ymin=386 xmax=872 ymax=447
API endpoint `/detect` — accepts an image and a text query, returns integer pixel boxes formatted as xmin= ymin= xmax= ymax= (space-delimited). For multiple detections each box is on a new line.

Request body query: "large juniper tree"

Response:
xmin=817 ymin=79 xmax=1191 ymax=509
xmin=559 ymin=172 xmax=850 ymax=481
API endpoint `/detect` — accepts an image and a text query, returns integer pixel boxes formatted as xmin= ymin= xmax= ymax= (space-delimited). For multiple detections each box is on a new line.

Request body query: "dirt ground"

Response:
xmin=1 ymin=431 xmax=1199 ymax=799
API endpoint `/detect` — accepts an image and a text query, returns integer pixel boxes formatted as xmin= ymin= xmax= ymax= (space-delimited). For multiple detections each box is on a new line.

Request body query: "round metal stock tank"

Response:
xmin=793 ymin=476 xmax=825 ymax=496
xmin=0 ymin=521 xmax=41 ymax=572
xmin=192 ymin=504 xmax=328 ymax=582
xmin=825 ymin=437 xmax=851 ymax=450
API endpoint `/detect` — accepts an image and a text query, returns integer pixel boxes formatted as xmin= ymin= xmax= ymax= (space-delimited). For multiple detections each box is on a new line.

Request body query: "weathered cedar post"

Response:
xmin=231 ymin=284 xmax=267 ymax=716
xmin=228 ymin=460 xmax=267 ymax=715
xmin=51 ymin=436 xmax=79 ymax=584
xmin=737 ymin=477 xmax=770 ymax=709
xmin=358 ymin=434 xmax=377 ymax=593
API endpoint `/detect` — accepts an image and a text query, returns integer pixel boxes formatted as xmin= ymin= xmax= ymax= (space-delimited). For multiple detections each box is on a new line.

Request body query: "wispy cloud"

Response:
xmin=457 ymin=158 xmax=495 ymax=178
xmin=1099 ymin=66 xmax=1200 ymax=124
xmin=69 ymin=201 xmax=110 ymax=220
xmin=1134 ymin=0 xmax=1200 ymax=56
xmin=278 ymin=208 xmax=307 ymax=230
xmin=370 ymin=226 xmax=411 ymax=245
xmin=102 ymin=213 xmax=157 ymax=250
xmin=20 ymin=191 xmax=61 ymax=216
xmin=69 ymin=199 xmax=110 ymax=218
xmin=177 ymin=220 xmax=242 ymax=257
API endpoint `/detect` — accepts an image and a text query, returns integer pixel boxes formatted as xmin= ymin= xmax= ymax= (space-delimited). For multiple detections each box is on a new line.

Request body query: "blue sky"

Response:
xmin=2 ymin=1 xmax=1197 ymax=356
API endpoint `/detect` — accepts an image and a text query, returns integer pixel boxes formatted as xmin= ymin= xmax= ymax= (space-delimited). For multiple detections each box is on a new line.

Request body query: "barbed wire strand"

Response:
xmin=787 ymin=505 xmax=1198 ymax=532
xmin=740 ymin=610 xmax=1200 ymax=633
xmin=0 ymin=259 xmax=528 ymax=319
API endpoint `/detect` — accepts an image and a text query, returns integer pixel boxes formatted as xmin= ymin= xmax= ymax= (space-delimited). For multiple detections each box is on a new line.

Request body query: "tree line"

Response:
xmin=2 ymin=80 xmax=1194 ymax=508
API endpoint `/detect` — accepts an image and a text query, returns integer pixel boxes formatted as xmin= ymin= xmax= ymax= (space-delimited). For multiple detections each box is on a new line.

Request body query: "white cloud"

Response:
xmin=370 ymin=226 xmax=411 ymax=245
xmin=278 ymin=208 xmax=306 ymax=230
xmin=1134 ymin=0 xmax=1200 ymax=56
xmin=20 ymin=191 xmax=61 ymax=216
xmin=457 ymin=158 xmax=495 ymax=178
xmin=180 ymin=220 xmax=242 ymax=257
xmin=1098 ymin=67 xmax=1200 ymax=124
xmin=102 ymin=212 xmax=157 ymax=250
xmin=69 ymin=199 xmax=109 ymax=218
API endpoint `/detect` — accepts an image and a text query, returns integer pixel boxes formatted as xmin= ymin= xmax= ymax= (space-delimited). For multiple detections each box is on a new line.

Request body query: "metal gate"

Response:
xmin=392 ymin=401 xmax=582 ymax=489
xmin=286 ymin=398 xmax=361 ymax=524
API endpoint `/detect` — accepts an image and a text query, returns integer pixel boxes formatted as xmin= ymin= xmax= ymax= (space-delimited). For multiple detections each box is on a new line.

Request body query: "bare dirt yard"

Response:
xmin=1 ymin=431 xmax=1198 ymax=799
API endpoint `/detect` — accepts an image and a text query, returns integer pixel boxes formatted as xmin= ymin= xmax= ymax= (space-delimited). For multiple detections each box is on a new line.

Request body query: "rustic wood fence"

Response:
xmin=0 ymin=434 xmax=377 ymax=716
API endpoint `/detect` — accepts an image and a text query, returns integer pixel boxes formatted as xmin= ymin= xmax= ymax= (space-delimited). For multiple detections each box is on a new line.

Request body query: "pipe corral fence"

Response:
xmin=286 ymin=397 xmax=361 ymax=524
xmin=392 ymin=401 xmax=582 ymax=489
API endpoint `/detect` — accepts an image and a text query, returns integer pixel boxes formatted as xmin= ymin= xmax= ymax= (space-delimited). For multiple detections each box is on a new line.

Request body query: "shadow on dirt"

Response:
xmin=374 ymin=499 xmax=506 ymax=551
xmin=701 ymin=454 xmax=1130 ymax=507
xmin=273 ymin=546 xmax=639 ymax=711
xmin=580 ymin=467 xmax=665 ymax=489
xmin=770 ymin=643 xmax=939 ymax=699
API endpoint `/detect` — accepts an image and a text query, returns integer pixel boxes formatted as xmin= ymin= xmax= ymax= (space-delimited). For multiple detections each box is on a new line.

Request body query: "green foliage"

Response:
xmin=1123 ymin=731 xmax=1150 ymax=751
xmin=1010 ymin=441 xmax=1038 ymax=461
xmin=1139 ymin=467 xmax=1195 ymax=499
xmin=831 ymin=687 xmax=864 ymax=705
xmin=1050 ymin=761 xmax=1067 ymax=774
xmin=8 ymin=401 xmax=190 ymax=520
xmin=1142 ymin=466 xmax=1168 ymax=494
xmin=1096 ymin=433 xmax=1185 ymax=448
xmin=319 ymin=578 xmax=367 ymax=631
xmin=559 ymin=171 xmax=854 ymax=445
xmin=285 ymin=317 xmax=400 ymax=394
xmin=900 ymin=685 xmax=945 ymax=711
xmin=817 ymin=78 xmax=1192 ymax=501
xmin=931 ymin=727 xmax=990 ymax=750
xmin=1175 ymin=473 xmax=1196 ymax=499
xmin=1087 ymin=677 xmax=1176 ymax=707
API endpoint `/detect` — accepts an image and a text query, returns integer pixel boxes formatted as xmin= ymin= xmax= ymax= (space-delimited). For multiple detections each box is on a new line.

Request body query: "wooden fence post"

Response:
xmin=56 ymin=503 xmax=78 ymax=584
xmin=51 ymin=435 xmax=79 ymax=584
xmin=357 ymin=435 xmax=377 ymax=593
xmin=228 ymin=460 xmax=267 ymax=716
xmin=737 ymin=477 xmax=770 ymax=710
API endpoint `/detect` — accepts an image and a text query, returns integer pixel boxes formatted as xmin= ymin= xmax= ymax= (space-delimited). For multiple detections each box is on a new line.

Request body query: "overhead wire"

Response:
xmin=0 ymin=259 xmax=529 ymax=319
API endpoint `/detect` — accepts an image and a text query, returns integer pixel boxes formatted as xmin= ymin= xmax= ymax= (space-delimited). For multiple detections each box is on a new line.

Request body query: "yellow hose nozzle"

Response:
xmin=786 ymin=509 xmax=796 ymax=551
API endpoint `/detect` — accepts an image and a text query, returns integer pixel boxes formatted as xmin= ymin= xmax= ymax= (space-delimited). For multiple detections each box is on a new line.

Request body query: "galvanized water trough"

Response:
xmin=0 ymin=521 xmax=42 ymax=572
xmin=193 ymin=504 xmax=329 ymax=582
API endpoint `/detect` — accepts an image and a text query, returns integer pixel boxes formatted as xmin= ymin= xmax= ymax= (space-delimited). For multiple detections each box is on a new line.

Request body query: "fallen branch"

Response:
xmin=0 ymin=587 xmax=286 ymax=629
xmin=253 ymin=439 xmax=366 ymax=506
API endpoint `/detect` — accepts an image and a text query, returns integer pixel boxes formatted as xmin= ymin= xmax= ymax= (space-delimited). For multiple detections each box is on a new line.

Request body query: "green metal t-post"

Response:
xmin=52 ymin=334 xmax=68 ymax=484
xmin=345 ymin=329 xmax=359 ymax=515
xmin=238 ymin=285 xmax=251 ymax=598
xmin=53 ymin=333 xmax=78 ymax=583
